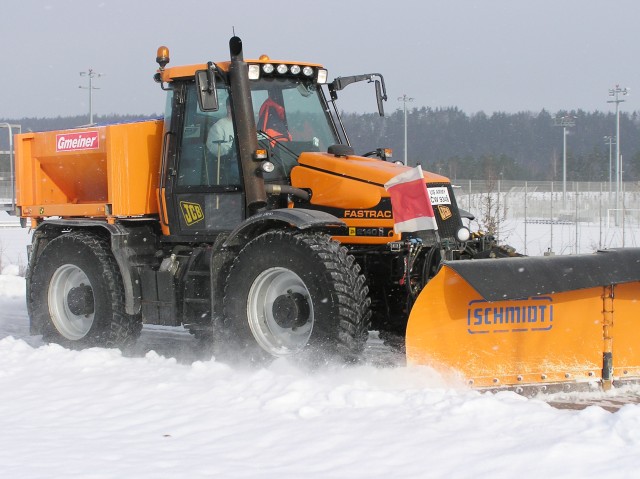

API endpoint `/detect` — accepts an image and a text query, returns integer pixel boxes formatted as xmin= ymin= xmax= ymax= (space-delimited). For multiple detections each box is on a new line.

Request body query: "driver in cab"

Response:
xmin=206 ymin=96 xmax=234 ymax=157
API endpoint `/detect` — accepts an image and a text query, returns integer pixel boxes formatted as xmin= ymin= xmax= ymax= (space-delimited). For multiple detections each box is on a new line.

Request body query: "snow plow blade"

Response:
xmin=406 ymin=248 xmax=640 ymax=392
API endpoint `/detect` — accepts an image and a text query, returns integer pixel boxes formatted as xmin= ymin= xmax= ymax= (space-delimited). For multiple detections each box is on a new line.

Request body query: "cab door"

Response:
xmin=162 ymin=81 xmax=244 ymax=240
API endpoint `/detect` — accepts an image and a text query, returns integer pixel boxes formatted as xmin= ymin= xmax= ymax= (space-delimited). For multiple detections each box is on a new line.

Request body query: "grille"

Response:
xmin=427 ymin=182 xmax=463 ymax=239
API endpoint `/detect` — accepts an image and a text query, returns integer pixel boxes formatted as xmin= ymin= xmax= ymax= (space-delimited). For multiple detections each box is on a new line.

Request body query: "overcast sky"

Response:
xmin=2 ymin=0 xmax=639 ymax=119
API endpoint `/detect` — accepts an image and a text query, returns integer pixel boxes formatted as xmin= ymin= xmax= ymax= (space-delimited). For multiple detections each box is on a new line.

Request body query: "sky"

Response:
xmin=1 ymin=0 xmax=639 ymax=119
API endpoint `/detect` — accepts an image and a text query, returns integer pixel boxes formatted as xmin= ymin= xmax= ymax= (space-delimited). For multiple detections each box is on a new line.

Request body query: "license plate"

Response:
xmin=427 ymin=187 xmax=451 ymax=205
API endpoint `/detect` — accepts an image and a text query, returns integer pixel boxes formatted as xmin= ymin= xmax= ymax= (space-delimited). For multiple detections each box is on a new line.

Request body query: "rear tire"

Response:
xmin=222 ymin=230 xmax=371 ymax=364
xmin=28 ymin=231 xmax=142 ymax=350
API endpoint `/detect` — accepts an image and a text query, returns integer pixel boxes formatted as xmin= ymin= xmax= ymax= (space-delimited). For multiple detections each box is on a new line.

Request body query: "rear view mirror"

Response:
xmin=195 ymin=63 xmax=219 ymax=112
xmin=375 ymin=80 xmax=385 ymax=117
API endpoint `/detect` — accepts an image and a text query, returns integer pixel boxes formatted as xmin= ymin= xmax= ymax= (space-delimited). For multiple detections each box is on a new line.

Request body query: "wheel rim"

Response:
xmin=247 ymin=267 xmax=314 ymax=356
xmin=48 ymin=264 xmax=95 ymax=340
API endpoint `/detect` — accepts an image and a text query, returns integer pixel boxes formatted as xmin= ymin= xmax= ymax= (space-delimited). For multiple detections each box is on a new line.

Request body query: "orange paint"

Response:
xmin=405 ymin=265 xmax=637 ymax=389
xmin=16 ymin=120 xmax=163 ymax=219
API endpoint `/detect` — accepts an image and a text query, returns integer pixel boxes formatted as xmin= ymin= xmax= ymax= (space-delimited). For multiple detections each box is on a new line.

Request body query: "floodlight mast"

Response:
xmin=607 ymin=85 xmax=629 ymax=222
xmin=604 ymin=135 xmax=616 ymax=203
xmin=554 ymin=115 xmax=576 ymax=207
xmin=398 ymin=94 xmax=414 ymax=166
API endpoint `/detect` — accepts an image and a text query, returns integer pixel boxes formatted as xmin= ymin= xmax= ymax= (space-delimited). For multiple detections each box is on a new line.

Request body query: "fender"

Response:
xmin=222 ymin=208 xmax=345 ymax=248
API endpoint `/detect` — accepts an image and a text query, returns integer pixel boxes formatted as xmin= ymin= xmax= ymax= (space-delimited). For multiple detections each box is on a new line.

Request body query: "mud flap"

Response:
xmin=405 ymin=248 xmax=640 ymax=391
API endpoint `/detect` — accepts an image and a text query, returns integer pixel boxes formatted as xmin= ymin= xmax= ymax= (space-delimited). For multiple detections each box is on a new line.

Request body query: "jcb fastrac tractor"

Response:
xmin=15 ymin=37 xmax=640 ymax=392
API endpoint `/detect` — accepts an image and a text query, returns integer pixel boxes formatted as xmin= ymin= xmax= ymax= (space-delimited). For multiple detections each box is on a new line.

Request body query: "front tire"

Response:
xmin=28 ymin=231 xmax=142 ymax=349
xmin=222 ymin=231 xmax=371 ymax=364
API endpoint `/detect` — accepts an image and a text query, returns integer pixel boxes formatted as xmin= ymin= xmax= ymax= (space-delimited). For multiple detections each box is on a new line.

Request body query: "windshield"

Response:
xmin=250 ymin=77 xmax=339 ymax=180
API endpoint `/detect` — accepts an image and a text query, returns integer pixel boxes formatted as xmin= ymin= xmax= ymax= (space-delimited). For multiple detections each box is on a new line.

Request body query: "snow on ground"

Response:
xmin=1 ymin=219 xmax=640 ymax=478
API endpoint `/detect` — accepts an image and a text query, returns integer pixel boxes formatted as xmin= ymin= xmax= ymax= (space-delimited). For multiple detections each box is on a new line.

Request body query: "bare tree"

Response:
xmin=476 ymin=162 xmax=509 ymax=241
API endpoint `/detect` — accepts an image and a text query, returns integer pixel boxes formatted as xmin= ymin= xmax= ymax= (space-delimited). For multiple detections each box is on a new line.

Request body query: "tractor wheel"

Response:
xmin=28 ymin=231 xmax=142 ymax=350
xmin=222 ymin=230 xmax=371 ymax=364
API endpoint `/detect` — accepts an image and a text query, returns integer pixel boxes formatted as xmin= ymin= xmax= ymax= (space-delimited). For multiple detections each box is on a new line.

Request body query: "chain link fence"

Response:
xmin=0 ymin=173 xmax=14 ymax=212
xmin=453 ymin=179 xmax=640 ymax=255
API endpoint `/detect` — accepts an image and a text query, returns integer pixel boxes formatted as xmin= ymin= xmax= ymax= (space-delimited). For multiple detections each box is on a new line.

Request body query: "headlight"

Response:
xmin=302 ymin=66 xmax=314 ymax=77
xmin=262 ymin=63 xmax=274 ymax=74
xmin=276 ymin=64 xmax=288 ymax=74
xmin=456 ymin=227 xmax=471 ymax=242
xmin=316 ymin=68 xmax=328 ymax=84
xmin=290 ymin=65 xmax=301 ymax=75
xmin=261 ymin=161 xmax=275 ymax=173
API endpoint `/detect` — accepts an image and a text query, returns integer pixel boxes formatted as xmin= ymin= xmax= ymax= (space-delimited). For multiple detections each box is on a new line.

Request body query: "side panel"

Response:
xmin=291 ymin=166 xmax=398 ymax=245
xmin=107 ymin=121 xmax=163 ymax=216
xmin=172 ymin=193 xmax=243 ymax=233
xmin=291 ymin=165 xmax=384 ymax=210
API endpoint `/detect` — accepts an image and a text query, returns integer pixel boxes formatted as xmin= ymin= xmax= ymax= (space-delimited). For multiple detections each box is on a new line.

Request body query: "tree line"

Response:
xmin=2 ymin=109 xmax=640 ymax=181
xmin=343 ymin=107 xmax=640 ymax=182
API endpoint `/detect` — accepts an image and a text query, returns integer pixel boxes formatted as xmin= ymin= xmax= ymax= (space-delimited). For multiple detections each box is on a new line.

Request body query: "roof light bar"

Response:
xmin=248 ymin=63 xmax=326 ymax=84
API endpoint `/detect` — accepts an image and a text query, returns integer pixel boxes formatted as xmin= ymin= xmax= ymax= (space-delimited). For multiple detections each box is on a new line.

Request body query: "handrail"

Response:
xmin=0 ymin=123 xmax=21 ymax=213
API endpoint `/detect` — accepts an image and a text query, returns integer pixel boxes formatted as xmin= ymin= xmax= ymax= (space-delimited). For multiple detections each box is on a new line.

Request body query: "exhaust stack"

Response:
xmin=228 ymin=36 xmax=267 ymax=212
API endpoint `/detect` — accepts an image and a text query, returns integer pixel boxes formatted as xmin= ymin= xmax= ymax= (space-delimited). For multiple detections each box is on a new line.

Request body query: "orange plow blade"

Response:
xmin=406 ymin=248 xmax=640 ymax=392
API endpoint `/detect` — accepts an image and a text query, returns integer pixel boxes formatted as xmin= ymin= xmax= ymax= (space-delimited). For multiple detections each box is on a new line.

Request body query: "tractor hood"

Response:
xmin=290 ymin=151 xmax=450 ymax=210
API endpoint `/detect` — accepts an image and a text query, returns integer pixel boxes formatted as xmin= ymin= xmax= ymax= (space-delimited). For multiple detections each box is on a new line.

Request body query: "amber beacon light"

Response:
xmin=156 ymin=46 xmax=170 ymax=70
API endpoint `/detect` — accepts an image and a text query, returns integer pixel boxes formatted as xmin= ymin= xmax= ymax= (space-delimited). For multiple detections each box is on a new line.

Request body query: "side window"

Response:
xmin=163 ymin=90 xmax=174 ymax=130
xmin=177 ymin=85 xmax=239 ymax=187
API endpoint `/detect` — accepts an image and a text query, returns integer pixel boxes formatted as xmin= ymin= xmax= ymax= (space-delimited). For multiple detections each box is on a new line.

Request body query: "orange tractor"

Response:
xmin=14 ymin=37 xmax=640 ymax=392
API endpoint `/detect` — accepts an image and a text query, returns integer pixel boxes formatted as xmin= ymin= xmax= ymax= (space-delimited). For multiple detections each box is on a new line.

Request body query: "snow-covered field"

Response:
xmin=1 ymin=213 xmax=640 ymax=478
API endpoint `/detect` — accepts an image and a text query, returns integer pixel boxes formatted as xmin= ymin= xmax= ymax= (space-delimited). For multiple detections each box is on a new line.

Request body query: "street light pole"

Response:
xmin=604 ymin=135 xmax=615 ymax=203
xmin=607 ymin=85 xmax=629 ymax=222
xmin=554 ymin=115 xmax=576 ymax=207
xmin=398 ymin=94 xmax=413 ymax=166
xmin=79 ymin=69 xmax=103 ymax=125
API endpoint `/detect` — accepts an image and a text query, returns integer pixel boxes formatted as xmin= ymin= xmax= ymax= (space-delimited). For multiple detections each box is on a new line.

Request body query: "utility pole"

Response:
xmin=607 ymin=85 xmax=629 ymax=224
xmin=553 ymin=115 xmax=576 ymax=207
xmin=398 ymin=94 xmax=413 ymax=166
xmin=604 ymin=135 xmax=616 ymax=204
xmin=79 ymin=69 xmax=103 ymax=125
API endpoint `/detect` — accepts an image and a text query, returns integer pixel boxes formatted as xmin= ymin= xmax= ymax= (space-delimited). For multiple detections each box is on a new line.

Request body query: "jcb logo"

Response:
xmin=437 ymin=205 xmax=452 ymax=221
xmin=180 ymin=201 xmax=204 ymax=226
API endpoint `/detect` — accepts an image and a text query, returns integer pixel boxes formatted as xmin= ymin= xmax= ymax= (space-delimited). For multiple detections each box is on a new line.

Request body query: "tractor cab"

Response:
xmin=155 ymin=40 xmax=387 ymax=240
